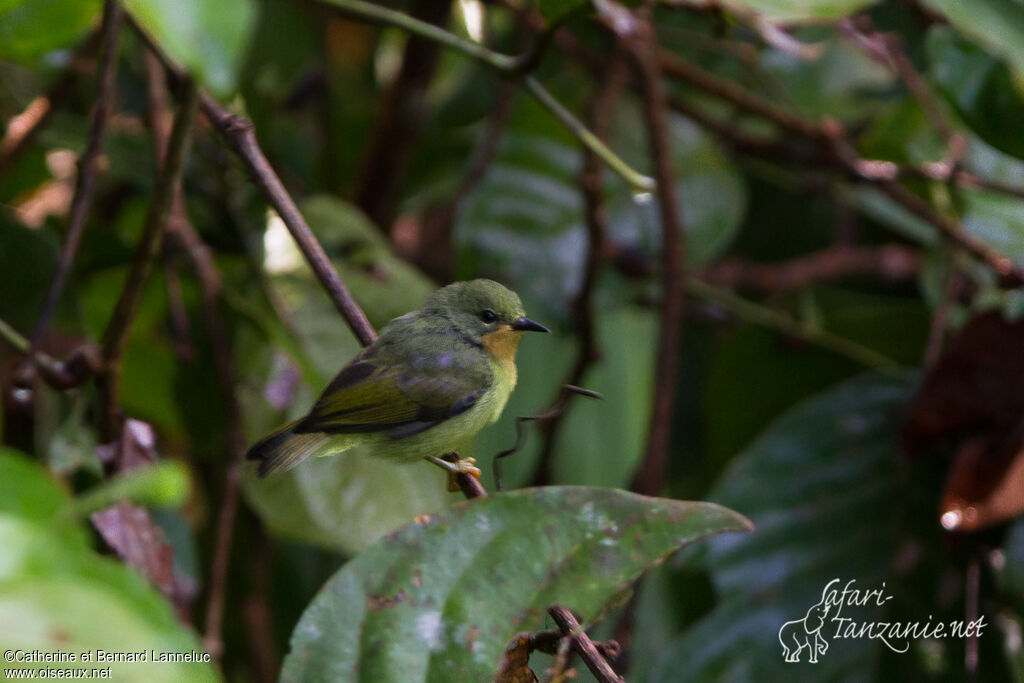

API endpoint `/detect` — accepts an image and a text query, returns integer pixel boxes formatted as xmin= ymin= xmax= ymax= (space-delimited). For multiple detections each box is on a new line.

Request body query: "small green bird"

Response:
xmin=246 ymin=279 xmax=549 ymax=483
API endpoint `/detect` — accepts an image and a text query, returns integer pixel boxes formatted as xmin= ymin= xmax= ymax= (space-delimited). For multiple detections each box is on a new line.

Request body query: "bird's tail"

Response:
xmin=246 ymin=420 xmax=331 ymax=477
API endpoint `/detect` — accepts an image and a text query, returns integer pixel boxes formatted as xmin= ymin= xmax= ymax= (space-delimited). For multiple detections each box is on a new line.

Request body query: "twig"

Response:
xmin=132 ymin=22 xmax=381 ymax=353
xmin=498 ymin=386 xmax=602 ymax=490
xmin=548 ymin=607 xmax=625 ymax=683
xmin=686 ymin=278 xmax=900 ymax=369
xmin=614 ymin=3 xmax=687 ymax=497
xmin=30 ymin=0 xmax=123 ymax=348
xmin=656 ymin=49 xmax=825 ymax=141
xmin=141 ymin=49 xmax=246 ymax=658
xmin=243 ymin=525 xmax=279 ymax=683
xmin=531 ymin=45 xmax=629 ymax=487
xmin=315 ymin=0 xmax=654 ymax=193
xmin=528 ymin=628 xmax=621 ymax=661
xmin=0 ymin=31 xmax=101 ymax=183
xmin=162 ymin=249 xmax=194 ymax=361
xmin=97 ymin=78 xmax=198 ymax=441
xmin=197 ymin=92 xmax=378 ymax=347
xmin=703 ymin=244 xmax=921 ymax=292
xmin=923 ymin=265 xmax=960 ymax=368
xmin=838 ymin=16 xmax=961 ymax=150
xmin=0 ymin=318 xmax=98 ymax=390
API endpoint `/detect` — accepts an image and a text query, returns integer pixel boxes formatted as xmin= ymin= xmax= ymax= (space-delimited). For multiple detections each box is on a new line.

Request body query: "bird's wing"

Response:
xmin=293 ymin=339 xmax=492 ymax=440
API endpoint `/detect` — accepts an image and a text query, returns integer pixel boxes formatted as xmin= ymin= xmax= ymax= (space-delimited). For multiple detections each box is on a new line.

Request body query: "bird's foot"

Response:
xmin=426 ymin=455 xmax=481 ymax=492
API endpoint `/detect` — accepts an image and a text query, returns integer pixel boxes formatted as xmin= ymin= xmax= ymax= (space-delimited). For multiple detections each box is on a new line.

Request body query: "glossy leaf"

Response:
xmin=0 ymin=451 xmax=216 ymax=680
xmin=654 ymin=372 xmax=918 ymax=681
xmin=0 ymin=0 xmax=100 ymax=62
xmin=537 ymin=0 xmax=878 ymax=24
xmin=121 ymin=0 xmax=256 ymax=97
xmin=0 ymin=449 xmax=67 ymax=521
xmin=281 ymin=487 xmax=750 ymax=681
xmin=244 ymin=449 xmax=452 ymax=555
xmin=925 ymin=0 xmax=1024 ymax=88
xmin=714 ymin=0 xmax=878 ymax=22
xmin=552 ymin=307 xmax=657 ymax=487
xmin=928 ymin=27 xmax=1024 ymax=160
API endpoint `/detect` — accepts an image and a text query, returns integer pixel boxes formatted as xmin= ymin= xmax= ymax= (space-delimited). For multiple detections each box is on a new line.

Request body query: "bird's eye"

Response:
xmin=479 ymin=309 xmax=498 ymax=323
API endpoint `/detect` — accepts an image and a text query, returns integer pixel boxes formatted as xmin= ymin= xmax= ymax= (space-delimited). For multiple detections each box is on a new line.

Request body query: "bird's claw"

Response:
xmin=426 ymin=455 xmax=481 ymax=492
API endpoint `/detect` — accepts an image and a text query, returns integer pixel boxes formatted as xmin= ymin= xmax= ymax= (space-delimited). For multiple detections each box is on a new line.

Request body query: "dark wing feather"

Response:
xmin=293 ymin=336 xmax=492 ymax=439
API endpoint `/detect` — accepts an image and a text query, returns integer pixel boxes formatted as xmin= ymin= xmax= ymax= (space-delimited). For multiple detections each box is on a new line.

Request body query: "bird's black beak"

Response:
xmin=511 ymin=317 xmax=550 ymax=333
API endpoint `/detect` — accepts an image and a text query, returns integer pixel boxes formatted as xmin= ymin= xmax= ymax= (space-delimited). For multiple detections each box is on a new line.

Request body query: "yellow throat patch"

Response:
xmin=481 ymin=325 xmax=523 ymax=369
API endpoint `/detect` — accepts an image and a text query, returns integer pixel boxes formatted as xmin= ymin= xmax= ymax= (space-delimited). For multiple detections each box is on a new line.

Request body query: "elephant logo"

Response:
xmin=778 ymin=598 xmax=830 ymax=663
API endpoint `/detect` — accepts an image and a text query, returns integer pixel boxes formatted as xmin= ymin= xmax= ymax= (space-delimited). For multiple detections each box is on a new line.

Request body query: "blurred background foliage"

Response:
xmin=3 ymin=0 xmax=1024 ymax=680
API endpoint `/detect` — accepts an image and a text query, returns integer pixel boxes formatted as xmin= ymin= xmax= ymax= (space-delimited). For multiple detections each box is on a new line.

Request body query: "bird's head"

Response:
xmin=426 ymin=279 xmax=549 ymax=359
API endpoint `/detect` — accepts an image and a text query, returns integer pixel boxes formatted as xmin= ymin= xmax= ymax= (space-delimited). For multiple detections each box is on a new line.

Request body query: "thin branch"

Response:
xmin=31 ymin=0 xmax=123 ymax=348
xmin=703 ymin=244 xmax=921 ymax=292
xmin=531 ymin=44 xmax=629 ymax=487
xmin=141 ymin=49 xmax=246 ymax=658
xmin=319 ymin=0 xmax=516 ymax=71
xmin=162 ymin=249 xmax=194 ymax=361
xmin=0 ymin=317 xmax=98 ymax=390
xmin=838 ymin=15 xmax=962 ymax=150
xmin=97 ymin=78 xmax=198 ymax=441
xmin=315 ymin=0 xmax=654 ymax=193
xmin=657 ymin=49 xmax=825 ymax=141
xmin=686 ymin=278 xmax=900 ymax=369
xmin=197 ymin=92 xmax=378 ymax=347
xmin=614 ymin=3 xmax=687 ymax=497
xmin=548 ymin=607 xmax=625 ymax=683
xmin=521 ymin=77 xmax=653 ymax=193
xmin=923 ymin=265 xmax=960 ymax=368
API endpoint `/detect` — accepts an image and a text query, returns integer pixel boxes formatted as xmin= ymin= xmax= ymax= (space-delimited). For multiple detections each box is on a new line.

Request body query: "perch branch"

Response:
xmin=31 ymin=0 xmax=123 ymax=348
xmin=97 ymin=78 xmax=198 ymax=440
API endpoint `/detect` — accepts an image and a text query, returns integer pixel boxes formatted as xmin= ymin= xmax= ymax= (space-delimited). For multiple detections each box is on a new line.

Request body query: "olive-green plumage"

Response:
xmin=246 ymin=279 xmax=548 ymax=476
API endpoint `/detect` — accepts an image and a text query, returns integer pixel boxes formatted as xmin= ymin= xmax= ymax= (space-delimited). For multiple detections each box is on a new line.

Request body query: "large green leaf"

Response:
xmin=280 ymin=487 xmax=750 ymax=681
xmin=928 ymin=27 xmax=1024 ymax=161
xmin=552 ymin=307 xmax=657 ymax=487
xmin=0 ymin=450 xmax=217 ymax=681
xmin=652 ymin=371 xmax=954 ymax=681
xmin=244 ymin=449 xmax=453 ymax=555
xmin=925 ymin=0 xmax=1024 ymax=89
xmin=538 ymin=0 xmax=878 ymax=25
xmin=0 ymin=0 xmax=100 ymax=62
xmin=607 ymin=103 xmax=749 ymax=268
xmin=121 ymin=0 xmax=256 ymax=98
xmin=716 ymin=0 xmax=877 ymax=21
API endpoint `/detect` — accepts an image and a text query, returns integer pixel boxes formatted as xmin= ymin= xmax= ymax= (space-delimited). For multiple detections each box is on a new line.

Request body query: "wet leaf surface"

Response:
xmin=281 ymin=486 xmax=749 ymax=682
